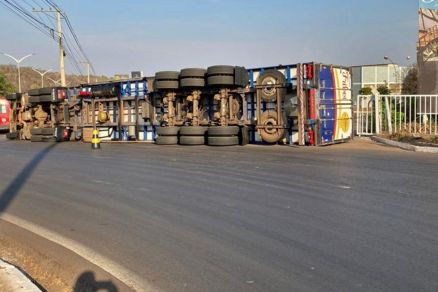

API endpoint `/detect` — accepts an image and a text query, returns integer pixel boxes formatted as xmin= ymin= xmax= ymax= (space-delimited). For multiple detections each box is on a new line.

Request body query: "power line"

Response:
xmin=44 ymin=0 xmax=96 ymax=75
xmin=62 ymin=13 xmax=95 ymax=74
xmin=0 ymin=1 xmax=54 ymax=39
xmin=2 ymin=0 xmax=95 ymax=77
xmin=5 ymin=0 xmax=54 ymax=31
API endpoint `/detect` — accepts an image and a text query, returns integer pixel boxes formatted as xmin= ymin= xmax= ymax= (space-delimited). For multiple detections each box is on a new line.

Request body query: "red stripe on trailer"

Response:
xmin=309 ymin=89 xmax=316 ymax=120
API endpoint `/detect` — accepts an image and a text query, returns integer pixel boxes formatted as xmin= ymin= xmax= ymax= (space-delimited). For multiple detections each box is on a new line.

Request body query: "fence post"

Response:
xmin=357 ymin=95 xmax=360 ymax=136
xmin=385 ymin=95 xmax=392 ymax=135
xmin=375 ymin=95 xmax=380 ymax=135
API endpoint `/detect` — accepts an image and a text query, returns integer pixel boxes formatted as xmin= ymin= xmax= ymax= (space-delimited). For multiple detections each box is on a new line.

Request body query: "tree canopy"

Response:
xmin=0 ymin=73 xmax=15 ymax=96
xmin=359 ymin=87 xmax=372 ymax=95
xmin=401 ymin=67 xmax=418 ymax=94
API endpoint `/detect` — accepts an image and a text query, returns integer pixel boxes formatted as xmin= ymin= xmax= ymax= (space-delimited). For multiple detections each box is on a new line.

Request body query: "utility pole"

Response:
xmin=33 ymin=8 xmax=66 ymax=86
xmin=1 ymin=53 xmax=34 ymax=93
xmin=32 ymin=68 xmax=52 ymax=87
xmin=81 ymin=62 xmax=91 ymax=83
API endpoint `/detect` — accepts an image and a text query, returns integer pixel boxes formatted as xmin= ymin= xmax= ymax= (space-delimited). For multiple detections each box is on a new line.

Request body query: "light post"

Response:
xmin=383 ymin=55 xmax=395 ymax=64
xmin=1 ymin=52 xmax=34 ymax=92
xmin=47 ymin=77 xmax=62 ymax=86
xmin=383 ymin=56 xmax=411 ymax=86
xmin=32 ymin=68 xmax=52 ymax=87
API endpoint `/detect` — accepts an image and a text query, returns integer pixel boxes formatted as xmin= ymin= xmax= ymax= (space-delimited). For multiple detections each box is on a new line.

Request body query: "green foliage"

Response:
xmin=0 ymin=73 xmax=16 ymax=95
xmin=392 ymin=110 xmax=405 ymax=125
xmin=402 ymin=67 xmax=418 ymax=94
xmin=377 ymin=85 xmax=391 ymax=95
xmin=359 ymin=87 xmax=372 ymax=95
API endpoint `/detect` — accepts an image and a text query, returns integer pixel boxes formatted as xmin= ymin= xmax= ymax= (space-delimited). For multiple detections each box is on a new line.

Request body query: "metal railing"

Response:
xmin=356 ymin=95 xmax=438 ymax=136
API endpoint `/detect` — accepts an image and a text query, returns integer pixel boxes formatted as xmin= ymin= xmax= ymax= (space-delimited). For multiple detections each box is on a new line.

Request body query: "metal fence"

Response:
xmin=356 ymin=95 xmax=438 ymax=136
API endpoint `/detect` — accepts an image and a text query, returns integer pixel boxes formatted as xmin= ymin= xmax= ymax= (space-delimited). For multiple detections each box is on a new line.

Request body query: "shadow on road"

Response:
xmin=0 ymin=143 xmax=58 ymax=214
xmin=73 ymin=271 xmax=118 ymax=292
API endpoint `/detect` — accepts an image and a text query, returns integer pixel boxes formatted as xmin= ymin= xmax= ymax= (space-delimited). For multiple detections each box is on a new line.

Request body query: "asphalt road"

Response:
xmin=1 ymin=137 xmax=438 ymax=291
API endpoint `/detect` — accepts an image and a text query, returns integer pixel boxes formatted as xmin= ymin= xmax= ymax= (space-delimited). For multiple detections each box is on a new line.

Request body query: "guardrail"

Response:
xmin=356 ymin=94 xmax=438 ymax=136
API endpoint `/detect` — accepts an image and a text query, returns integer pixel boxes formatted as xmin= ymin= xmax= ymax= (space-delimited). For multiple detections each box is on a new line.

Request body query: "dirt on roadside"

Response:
xmin=385 ymin=133 xmax=438 ymax=148
xmin=0 ymin=220 xmax=132 ymax=291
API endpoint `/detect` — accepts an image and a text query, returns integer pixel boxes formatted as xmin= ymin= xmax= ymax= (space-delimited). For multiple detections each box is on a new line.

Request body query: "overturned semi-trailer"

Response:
xmin=6 ymin=62 xmax=352 ymax=146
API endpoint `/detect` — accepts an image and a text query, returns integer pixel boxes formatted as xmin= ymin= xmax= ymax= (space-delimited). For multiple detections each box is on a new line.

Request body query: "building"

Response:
xmin=351 ymin=64 xmax=409 ymax=99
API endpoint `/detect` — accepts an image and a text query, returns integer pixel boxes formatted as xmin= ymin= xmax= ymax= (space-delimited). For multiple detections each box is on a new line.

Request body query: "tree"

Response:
xmin=402 ymin=67 xmax=418 ymax=94
xmin=377 ymin=85 xmax=391 ymax=95
xmin=359 ymin=87 xmax=372 ymax=95
xmin=0 ymin=73 xmax=15 ymax=96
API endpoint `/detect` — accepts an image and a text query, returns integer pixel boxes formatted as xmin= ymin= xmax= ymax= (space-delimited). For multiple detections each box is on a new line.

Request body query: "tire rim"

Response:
xmin=264 ymin=118 xmax=278 ymax=134
xmin=262 ymin=77 xmax=277 ymax=97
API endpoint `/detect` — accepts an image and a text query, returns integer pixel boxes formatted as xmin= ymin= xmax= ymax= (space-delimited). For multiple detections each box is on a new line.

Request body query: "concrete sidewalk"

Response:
xmin=371 ymin=136 xmax=438 ymax=153
xmin=0 ymin=259 xmax=41 ymax=292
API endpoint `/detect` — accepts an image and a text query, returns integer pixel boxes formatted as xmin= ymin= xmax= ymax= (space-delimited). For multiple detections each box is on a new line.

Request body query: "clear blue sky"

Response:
xmin=0 ymin=0 xmax=419 ymax=76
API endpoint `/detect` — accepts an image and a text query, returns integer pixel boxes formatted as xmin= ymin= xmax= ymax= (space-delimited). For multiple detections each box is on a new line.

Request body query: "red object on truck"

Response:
xmin=0 ymin=98 xmax=11 ymax=131
xmin=309 ymin=89 xmax=316 ymax=119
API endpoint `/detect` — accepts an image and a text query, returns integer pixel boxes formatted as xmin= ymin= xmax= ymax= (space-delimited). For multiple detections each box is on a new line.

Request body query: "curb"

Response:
xmin=371 ymin=136 xmax=438 ymax=153
xmin=0 ymin=259 xmax=42 ymax=291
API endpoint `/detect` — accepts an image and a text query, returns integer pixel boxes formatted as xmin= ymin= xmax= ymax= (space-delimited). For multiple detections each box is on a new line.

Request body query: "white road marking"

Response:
xmin=91 ymin=179 xmax=113 ymax=185
xmin=1 ymin=214 xmax=154 ymax=292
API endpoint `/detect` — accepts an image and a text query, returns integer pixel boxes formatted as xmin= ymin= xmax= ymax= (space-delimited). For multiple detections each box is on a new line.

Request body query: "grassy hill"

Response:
xmin=0 ymin=64 xmax=110 ymax=93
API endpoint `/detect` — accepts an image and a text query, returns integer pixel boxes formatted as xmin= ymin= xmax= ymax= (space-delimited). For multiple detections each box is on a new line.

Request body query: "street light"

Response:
xmin=384 ymin=55 xmax=411 ymax=64
xmin=1 ymin=52 xmax=34 ymax=93
xmin=47 ymin=77 xmax=62 ymax=86
xmin=383 ymin=55 xmax=395 ymax=64
xmin=47 ymin=77 xmax=69 ymax=87
xmin=32 ymin=68 xmax=52 ymax=87
xmin=384 ymin=55 xmax=412 ymax=85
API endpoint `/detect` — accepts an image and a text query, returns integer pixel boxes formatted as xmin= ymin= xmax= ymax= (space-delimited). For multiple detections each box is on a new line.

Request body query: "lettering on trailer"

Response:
xmin=333 ymin=68 xmax=352 ymax=140
xmin=319 ymin=67 xmax=352 ymax=143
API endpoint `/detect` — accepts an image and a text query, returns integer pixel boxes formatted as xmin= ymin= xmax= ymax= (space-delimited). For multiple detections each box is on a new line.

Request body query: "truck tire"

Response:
xmin=39 ymin=94 xmax=54 ymax=102
xmin=259 ymin=110 xmax=286 ymax=143
xmin=29 ymin=96 xmax=40 ymax=103
xmin=207 ymin=65 xmax=235 ymax=76
xmin=239 ymin=126 xmax=250 ymax=145
xmin=257 ymin=70 xmax=286 ymax=102
xmin=30 ymin=135 xmax=44 ymax=142
xmin=154 ymin=80 xmax=179 ymax=90
xmin=6 ymin=132 xmax=18 ymax=140
xmin=179 ymin=68 xmax=206 ymax=78
xmin=39 ymin=87 xmax=54 ymax=95
xmin=28 ymin=89 xmax=40 ymax=96
xmin=6 ymin=94 xmax=16 ymax=100
xmin=180 ymin=78 xmax=205 ymax=88
xmin=42 ymin=136 xmax=57 ymax=142
xmin=6 ymin=93 xmax=21 ymax=101
xmin=157 ymin=127 xmax=179 ymax=136
xmin=42 ymin=128 xmax=55 ymax=135
xmin=155 ymin=71 xmax=179 ymax=80
xmin=208 ymin=126 xmax=239 ymax=137
xmin=31 ymin=128 xmax=43 ymax=135
xmin=179 ymin=126 xmax=207 ymax=136
xmin=234 ymin=66 xmax=249 ymax=87
xmin=179 ymin=136 xmax=205 ymax=145
xmin=208 ymin=136 xmax=239 ymax=146
xmin=207 ymin=75 xmax=234 ymax=86
xmin=156 ymin=136 xmax=178 ymax=145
